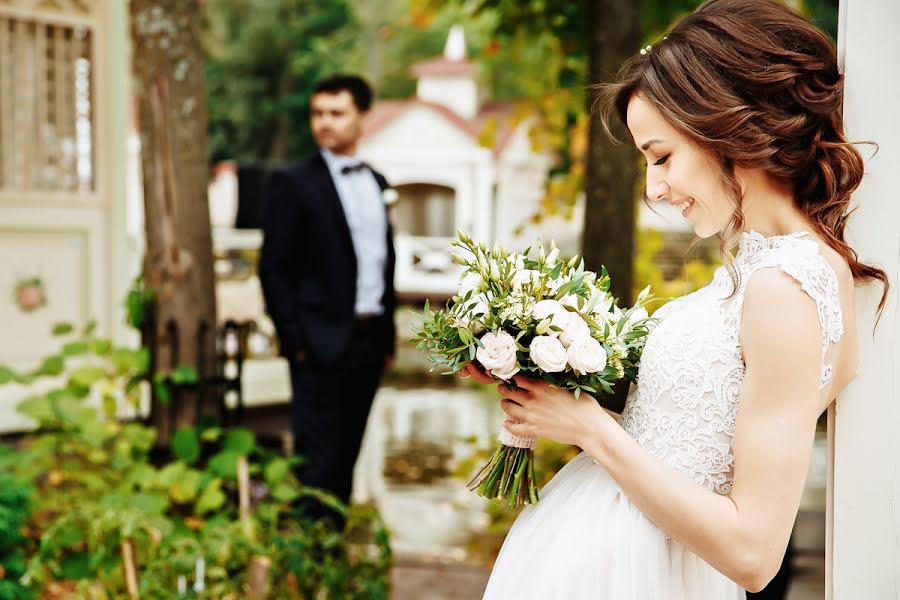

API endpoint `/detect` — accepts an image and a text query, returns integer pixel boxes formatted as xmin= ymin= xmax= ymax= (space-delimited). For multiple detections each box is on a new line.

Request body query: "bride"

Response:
xmin=458 ymin=0 xmax=889 ymax=598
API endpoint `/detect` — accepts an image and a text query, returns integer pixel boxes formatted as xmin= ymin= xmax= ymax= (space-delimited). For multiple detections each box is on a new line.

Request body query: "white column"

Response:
xmin=830 ymin=1 xmax=900 ymax=597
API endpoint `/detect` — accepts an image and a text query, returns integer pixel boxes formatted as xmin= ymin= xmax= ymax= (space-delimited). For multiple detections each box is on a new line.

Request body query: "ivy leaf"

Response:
xmin=69 ymin=365 xmax=106 ymax=388
xmin=172 ymin=427 xmax=201 ymax=465
xmin=170 ymin=365 xmax=199 ymax=385
xmin=52 ymin=322 xmax=75 ymax=336
xmin=264 ymin=457 xmax=290 ymax=486
xmin=62 ymin=341 xmax=88 ymax=357
xmin=208 ymin=449 xmax=241 ymax=479
xmin=270 ymin=482 xmax=300 ymax=503
xmin=224 ymin=428 xmax=255 ymax=454
xmin=195 ymin=478 xmax=226 ymax=515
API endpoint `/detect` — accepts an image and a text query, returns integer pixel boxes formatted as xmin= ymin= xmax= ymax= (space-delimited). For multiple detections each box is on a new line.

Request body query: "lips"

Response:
xmin=672 ymin=197 xmax=694 ymax=216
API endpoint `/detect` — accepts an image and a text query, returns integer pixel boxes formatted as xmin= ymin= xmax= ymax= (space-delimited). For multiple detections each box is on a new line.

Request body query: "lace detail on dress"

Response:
xmin=619 ymin=230 xmax=843 ymax=497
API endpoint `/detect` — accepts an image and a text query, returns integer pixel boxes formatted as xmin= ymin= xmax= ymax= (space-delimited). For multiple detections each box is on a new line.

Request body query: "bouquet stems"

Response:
xmin=466 ymin=444 xmax=538 ymax=507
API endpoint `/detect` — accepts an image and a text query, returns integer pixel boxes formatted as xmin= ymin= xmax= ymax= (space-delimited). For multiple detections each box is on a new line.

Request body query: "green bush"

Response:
xmin=1 ymin=323 xmax=392 ymax=598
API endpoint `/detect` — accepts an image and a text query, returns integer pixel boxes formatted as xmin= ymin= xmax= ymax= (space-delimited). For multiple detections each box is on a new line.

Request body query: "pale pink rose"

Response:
xmin=528 ymin=335 xmax=567 ymax=373
xmin=566 ymin=337 xmax=607 ymax=375
xmin=476 ymin=330 xmax=520 ymax=380
xmin=558 ymin=311 xmax=591 ymax=348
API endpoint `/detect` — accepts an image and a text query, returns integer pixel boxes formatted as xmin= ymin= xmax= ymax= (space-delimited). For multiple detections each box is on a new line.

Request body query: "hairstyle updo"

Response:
xmin=597 ymin=0 xmax=889 ymax=312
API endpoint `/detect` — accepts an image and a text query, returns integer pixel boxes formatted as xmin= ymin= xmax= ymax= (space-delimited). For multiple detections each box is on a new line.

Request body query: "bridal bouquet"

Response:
xmin=413 ymin=231 xmax=655 ymax=507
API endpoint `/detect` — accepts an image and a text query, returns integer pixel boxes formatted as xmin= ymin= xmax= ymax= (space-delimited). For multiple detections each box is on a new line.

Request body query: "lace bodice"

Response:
xmin=619 ymin=231 xmax=843 ymax=495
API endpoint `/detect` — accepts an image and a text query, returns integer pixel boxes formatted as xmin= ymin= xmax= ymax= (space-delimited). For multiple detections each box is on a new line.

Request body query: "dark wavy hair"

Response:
xmin=596 ymin=0 xmax=889 ymax=314
xmin=314 ymin=74 xmax=373 ymax=112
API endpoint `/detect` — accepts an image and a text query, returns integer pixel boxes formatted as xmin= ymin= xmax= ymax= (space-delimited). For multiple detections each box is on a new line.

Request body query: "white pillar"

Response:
xmin=830 ymin=1 xmax=900 ymax=597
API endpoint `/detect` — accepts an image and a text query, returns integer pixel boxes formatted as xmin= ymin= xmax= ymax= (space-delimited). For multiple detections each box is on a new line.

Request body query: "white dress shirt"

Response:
xmin=320 ymin=149 xmax=388 ymax=316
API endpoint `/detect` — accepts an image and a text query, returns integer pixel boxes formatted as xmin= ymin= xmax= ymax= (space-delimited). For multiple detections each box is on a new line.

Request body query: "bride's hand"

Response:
xmin=498 ymin=375 xmax=614 ymax=448
xmin=455 ymin=361 xmax=495 ymax=385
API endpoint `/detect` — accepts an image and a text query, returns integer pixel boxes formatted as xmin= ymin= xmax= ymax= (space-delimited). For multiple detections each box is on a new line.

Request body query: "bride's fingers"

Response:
xmin=500 ymin=398 xmax=526 ymax=420
xmin=464 ymin=362 xmax=495 ymax=384
xmin=499 ymin=383 xmax=531 ymax=403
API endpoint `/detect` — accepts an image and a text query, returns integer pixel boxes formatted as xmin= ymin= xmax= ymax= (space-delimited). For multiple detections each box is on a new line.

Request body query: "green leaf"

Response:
xmin=172 ymin=427 xmax=201 ymax=465
xmin=88 ymin=338 xmax=112 ymax=355
xmin=170 ymin=365 xmax=199 ymax=385
xmin=0 ymin=365 xmax=14 ymax=384
xmin=59 ymin=552 xmax=92 ymax=580
xmin=270 ymin=482 xmax=300 ymax=503
xmin=195 ymin=478 xmax=226 ymax=515
xmin=224 ymin=428 xmax=255 ymax=454
xmin=34 ymin=355 xmax=65 ymax=377
xmin=169 ymin=469 xmax=202 ymax=503
xmin=153 ymin=374 xmax=171 ymax=404
xmin=208 ymin=449 xmax=241 ymax=478
xmin=62 ymin=341 xmax=88 ymax=356
xmin=69 ymin=365 xmax=106 ymax=388
xmin=83 ymin=320 xmax=97 ymax=337
xmin=52 ymin=322 xmax=75 ymax=336
xmin=264 ymin=457 xmax=290 ymax=485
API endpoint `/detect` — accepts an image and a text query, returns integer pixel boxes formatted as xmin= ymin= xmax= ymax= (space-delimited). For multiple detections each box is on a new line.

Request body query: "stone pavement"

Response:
xmin=391 ymin=553 xmax=825 ymax=600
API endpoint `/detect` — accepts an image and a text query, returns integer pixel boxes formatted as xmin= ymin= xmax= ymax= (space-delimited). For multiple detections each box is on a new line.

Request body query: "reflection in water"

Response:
xmin=354 ymin=385 xmax=501 ymax=555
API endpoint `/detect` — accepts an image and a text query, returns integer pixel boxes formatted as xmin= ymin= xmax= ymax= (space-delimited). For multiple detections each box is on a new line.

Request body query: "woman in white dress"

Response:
xmin=458 ymin=0 xmax=890 ymax=598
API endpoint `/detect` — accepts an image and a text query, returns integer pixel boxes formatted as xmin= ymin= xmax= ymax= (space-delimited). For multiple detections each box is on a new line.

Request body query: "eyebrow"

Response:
xmin=640 ymin=139 xmax=664 ymax=151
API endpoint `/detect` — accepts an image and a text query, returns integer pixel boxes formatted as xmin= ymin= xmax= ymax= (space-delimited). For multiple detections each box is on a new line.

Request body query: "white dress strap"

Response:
xmin=738 ymin=231 xmax=844 ymax=387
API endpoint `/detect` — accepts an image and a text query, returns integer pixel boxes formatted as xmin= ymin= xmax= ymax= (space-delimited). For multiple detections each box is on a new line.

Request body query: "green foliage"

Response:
xmin=201 ymin=0 xmax=359 ymax=163
xmin=1 ymin=324 xmax=392 ymax=597
xmin=0 ymin=471 xmax=34 ymax=599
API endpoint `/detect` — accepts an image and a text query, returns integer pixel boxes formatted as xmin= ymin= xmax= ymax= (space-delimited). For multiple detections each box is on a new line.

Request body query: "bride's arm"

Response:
xmin=580 ymin=270 xmax=822 ymax=592
xmin=501 ymin=269 xmax=822 ymax=592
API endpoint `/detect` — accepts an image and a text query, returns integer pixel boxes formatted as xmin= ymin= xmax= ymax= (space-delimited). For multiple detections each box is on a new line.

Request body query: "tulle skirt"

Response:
xmin=482 ymin=452 xmax=746 ymax=600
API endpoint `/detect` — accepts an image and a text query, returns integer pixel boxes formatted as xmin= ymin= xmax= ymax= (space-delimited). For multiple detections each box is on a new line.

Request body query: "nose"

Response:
xmin=646 ymin=176 xmax=669 ymax=203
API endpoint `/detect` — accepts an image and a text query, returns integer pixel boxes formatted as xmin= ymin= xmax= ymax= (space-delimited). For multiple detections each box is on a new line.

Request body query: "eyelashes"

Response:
xmin=653 ymin=154 xmax=670 ymax=166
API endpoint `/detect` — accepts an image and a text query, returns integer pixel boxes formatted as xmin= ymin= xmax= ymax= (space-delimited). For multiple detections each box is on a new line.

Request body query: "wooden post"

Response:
xmin=247 ymin=555 xmax=271 ymax=600
xmin=237 ymin=454 xmax=253 ymax=538
xmin=120 ymin=538 xmax=140 ymax=599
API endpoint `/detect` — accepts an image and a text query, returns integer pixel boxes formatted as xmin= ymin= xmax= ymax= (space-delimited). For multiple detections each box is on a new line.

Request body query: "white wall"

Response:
xmin=830 ymin=1 xmax=900 ymax=597
xmin=416 ymin=76 xmax=479 ymax=119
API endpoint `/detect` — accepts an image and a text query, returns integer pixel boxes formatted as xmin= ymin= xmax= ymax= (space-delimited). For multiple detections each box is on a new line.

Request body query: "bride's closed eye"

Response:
xmin=653 ymin=154 xmax=670 ymax=166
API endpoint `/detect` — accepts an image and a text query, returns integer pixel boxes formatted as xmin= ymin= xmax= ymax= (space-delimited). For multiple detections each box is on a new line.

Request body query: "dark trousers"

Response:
xmin=289 ymin=320 xmax=385 ymax=526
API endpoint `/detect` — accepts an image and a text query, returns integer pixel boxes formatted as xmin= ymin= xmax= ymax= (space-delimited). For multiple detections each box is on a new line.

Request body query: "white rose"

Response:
xmin=528 ymin=335 xmax=567 ymax=373
xmin=558 ymin=311 xmax=591 ymax=348
xmin=630 ymin=306 xmax=649 ymax=323
xmin=382 ymin=188 xmax=399 ymax=205
xmin=511 ymin=269 xmax=540 ymax=289
xmin=559 ymin=293 xmax=581 ymax=311
xmin=457 ymin=294 xmax=490 ymax=333
xmin=566 ymin=337 xmax=607 ymax=375
xmin=458 ymin=271 xmax=483 ymax=295
xmin=532 ymin=299 xmax=567 ymax=336
xmin=476 ymin=330 xmax=520 ymax=380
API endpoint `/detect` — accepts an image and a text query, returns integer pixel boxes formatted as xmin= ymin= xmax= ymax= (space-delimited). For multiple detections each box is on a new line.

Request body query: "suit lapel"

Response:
xmin=312 ymin=153 xmax=356 ymax=258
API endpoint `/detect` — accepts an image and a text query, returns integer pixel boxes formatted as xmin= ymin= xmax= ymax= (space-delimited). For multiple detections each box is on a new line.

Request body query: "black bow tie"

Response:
xmin=340 ymin=162 xmax=368 ymax=175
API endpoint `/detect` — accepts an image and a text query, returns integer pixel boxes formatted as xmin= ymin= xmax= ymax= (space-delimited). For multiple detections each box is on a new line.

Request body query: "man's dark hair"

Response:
xmin=313 ymin=74 xmax=374 ymax=112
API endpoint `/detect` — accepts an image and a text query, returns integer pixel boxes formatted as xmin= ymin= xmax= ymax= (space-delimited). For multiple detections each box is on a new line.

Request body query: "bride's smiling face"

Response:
xmin=626 ymin=94 xmax=734 ymax=238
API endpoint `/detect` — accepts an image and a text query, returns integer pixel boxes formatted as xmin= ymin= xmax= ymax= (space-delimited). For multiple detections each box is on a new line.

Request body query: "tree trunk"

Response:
xmin=132 ymin=0 xmax=217 ymax=445
xmin=583 ymin=0 xmax=642 ymax=305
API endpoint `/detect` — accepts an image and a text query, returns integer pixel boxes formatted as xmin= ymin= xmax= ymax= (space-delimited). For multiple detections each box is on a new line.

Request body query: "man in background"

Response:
xmin=259 ymin=74 xmax=395 ymax=528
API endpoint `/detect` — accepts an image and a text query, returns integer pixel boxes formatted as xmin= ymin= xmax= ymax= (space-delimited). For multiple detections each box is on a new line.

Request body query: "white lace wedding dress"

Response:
xmin=482 ymin=231 xmax=843 ymax=599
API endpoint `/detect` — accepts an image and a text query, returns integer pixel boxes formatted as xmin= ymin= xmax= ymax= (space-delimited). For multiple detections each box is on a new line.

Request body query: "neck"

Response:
xmin=325 ymin=143 xmax=358 ymax=158
xmin=738 ymin=169 xmax=812 ymax=237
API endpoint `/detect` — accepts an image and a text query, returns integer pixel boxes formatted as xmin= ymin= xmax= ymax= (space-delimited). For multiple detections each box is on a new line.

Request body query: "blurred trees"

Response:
xmin=201 ymin=0 xmax=358 ymax=163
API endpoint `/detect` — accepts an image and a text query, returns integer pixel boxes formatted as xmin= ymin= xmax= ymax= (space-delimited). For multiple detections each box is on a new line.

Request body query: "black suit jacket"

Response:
xmin=258 ymin=152 xmax=396 ymax=366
